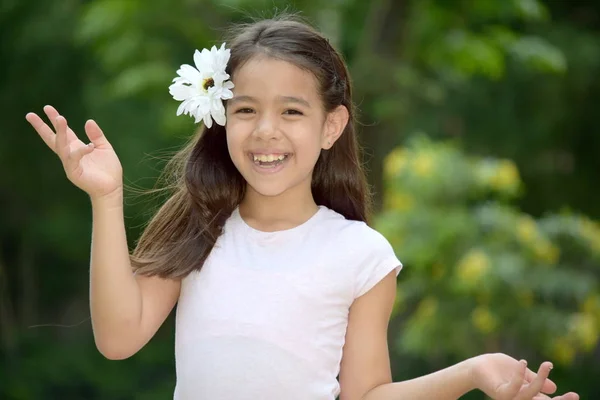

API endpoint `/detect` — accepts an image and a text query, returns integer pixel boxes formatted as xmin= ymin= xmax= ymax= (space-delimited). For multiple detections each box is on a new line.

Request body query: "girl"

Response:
xmin=26 ymin=16 xmax=579 ymax=400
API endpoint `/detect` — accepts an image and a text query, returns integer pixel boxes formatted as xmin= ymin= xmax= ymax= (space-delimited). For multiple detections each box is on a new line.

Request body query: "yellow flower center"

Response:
xmin=203 ymin=78 xmax=215 ymax=91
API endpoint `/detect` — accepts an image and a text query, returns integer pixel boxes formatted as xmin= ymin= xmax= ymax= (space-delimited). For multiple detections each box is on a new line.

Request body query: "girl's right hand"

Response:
xmin=26 ymin=105 xmax=123 ymax=202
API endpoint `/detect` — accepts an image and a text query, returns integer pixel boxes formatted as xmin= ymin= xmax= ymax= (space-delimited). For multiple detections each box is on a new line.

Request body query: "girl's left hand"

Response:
xmin=470 ymin=353 xmax=579 ymax=400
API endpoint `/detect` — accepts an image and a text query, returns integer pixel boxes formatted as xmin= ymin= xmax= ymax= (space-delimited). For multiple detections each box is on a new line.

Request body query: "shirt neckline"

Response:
xmin=232 ymin=206 xmax=326 ymax=241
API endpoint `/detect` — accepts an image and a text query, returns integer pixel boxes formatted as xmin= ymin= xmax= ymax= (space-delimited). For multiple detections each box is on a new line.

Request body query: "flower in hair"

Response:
xmin=169 ymin=43 xmax=234 ymax=128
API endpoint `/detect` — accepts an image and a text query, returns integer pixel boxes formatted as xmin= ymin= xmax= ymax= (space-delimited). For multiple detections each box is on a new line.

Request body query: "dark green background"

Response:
xmin=1 ymin=0 xmax=599 ymax=398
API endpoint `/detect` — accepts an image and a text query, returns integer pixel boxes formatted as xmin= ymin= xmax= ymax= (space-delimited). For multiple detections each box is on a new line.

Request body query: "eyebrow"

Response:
xmin=228 ymin=95 xmax=311 ymax=108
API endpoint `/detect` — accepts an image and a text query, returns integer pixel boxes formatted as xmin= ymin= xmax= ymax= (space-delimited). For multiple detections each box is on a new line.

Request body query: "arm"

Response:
xmin=90 ymin=192 xmax=180 ymax=360
xmin=339 ymin=270 xmax=475 ymax=400
xmin=25 ymin=107 xmax=179 ymax=361
xmin=362 ymin=362 xmax=474 ymax=400
xmin=338 ymin=272 xmax=571 ymax=400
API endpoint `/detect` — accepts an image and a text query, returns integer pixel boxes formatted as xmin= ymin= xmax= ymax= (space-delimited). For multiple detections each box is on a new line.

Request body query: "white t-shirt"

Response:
xmin=174 ymin=205 xmax=402 ymax=399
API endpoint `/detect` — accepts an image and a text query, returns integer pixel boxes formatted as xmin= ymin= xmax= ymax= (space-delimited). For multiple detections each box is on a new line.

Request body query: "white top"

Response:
xmin=173 ymin=206 xmax=402 ymax=400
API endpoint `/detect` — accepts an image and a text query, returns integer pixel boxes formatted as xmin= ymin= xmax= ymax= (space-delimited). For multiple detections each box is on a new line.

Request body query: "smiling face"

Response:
xmin=226 ymin=57 xmax=342 ymax=199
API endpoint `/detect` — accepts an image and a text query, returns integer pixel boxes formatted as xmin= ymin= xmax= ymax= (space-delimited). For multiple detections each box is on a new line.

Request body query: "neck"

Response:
xmin=239 ymin=181 xmax=318 ymax=231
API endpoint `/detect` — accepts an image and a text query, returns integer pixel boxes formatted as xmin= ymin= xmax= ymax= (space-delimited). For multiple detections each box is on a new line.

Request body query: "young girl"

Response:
xmin=26 ymin=16 xmax=578 ymax=400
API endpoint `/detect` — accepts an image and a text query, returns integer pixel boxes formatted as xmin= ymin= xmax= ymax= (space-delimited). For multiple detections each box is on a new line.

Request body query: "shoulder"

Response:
xmin=317 ymin=207 xmax=396 ymax=254
xmin=317 ymin=207 xmax=402 ymax=299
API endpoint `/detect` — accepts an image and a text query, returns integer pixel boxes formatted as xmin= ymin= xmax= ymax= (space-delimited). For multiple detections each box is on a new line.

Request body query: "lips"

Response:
xmin=247 ymin=152 xmax=292 ymax=172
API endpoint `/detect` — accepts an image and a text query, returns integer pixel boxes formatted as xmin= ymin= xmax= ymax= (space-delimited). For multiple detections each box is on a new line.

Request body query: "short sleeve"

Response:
xmin=353 ymin=224 xmax=403 ymax=299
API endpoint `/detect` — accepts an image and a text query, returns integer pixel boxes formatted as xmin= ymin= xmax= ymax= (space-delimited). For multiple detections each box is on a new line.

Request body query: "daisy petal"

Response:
xmin=177 ymin=99 xmax=191 ymax=116
xmin=221 ymin=87 xmax=234 ymax=100
xmin=177 ymin=64 xmax=202 ymax=83
xmin=212 ymin=110 xmax=226 ymax=126
xmin=169 ymin=84 xmax=194 ymax=101
xmin=195 ymin=48 xmax=215 ymax=74
xmin=171 ymin=43 xmax=233 ymax=125
xmin=203 ymin=113 xmax=213 ymax=128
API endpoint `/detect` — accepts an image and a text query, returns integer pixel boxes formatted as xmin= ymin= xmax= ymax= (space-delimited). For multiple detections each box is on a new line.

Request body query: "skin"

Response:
xmin=340 ymin=272 xmax=579 ymax=400
xmin=225 ymin=56 xmax=347 ymax=231
xmin=25 ymin=106 xmax=180 ymax=360
xmin=25 ymin=56 xmax=579 ymax=399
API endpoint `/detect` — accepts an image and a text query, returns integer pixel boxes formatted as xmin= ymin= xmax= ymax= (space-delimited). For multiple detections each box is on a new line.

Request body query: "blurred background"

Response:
xmin=1 ymin=0 xmax=599 ymax=398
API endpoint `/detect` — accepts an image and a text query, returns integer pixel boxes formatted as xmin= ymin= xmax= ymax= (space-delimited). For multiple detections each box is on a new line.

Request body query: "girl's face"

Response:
xmin=225 ymin=57 xmax=345 ymax=199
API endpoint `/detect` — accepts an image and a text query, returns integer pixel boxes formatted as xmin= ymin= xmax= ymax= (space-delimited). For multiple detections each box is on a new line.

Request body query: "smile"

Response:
xmin=248 ymin=153 xmax=291 ymax=173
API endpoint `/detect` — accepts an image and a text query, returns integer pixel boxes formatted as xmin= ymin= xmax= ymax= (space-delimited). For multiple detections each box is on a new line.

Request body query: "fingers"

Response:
xmin=70 ymin=142 xmax=95 ymax=165
xmin=43 ymin=105 xmax=61 ymax=131
xmin=525 ymin=367 xmax=557 ymax=394
xmin=545 ymin=394 xmax=579 ymax=400
xmin=532 ymin=392 xmax=579 ymax=400
xmin=503 ymin=359 xmax=528 ymax=398
xmin=26 ymin=105 xmax=80 ymax=154
xmin=559 ymin=393 xmax=580 ymax=400
xmin=84 ymin=119 xmax=110 ymax=148
xmin=533 ymin=394 xmax=551 ymax=400
xmin=25 ymin=112 xmax=57 ymax=152
xmin=55 ymin=115 xmax=71 ymax=161
xmin=43 ymin=105 xmax=79 ymax=142
xmin=517 ymin=362 xmax=553 ymax=399
xmin=29 ymin=111 xmax=94 ymax=169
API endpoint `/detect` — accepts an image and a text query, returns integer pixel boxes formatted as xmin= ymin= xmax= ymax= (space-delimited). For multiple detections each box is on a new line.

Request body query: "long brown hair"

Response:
xmin=131 ymin=15 xmax=371 ymax=278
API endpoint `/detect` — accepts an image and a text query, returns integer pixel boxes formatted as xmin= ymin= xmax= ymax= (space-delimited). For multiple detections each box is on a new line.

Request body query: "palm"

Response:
xmin=26 ymin=106 xmax=123 ymax=199
xmin=67 ymin=135 xmax=122 ymax=196
xmin=472 ymin=353 xmax=579 ymax=400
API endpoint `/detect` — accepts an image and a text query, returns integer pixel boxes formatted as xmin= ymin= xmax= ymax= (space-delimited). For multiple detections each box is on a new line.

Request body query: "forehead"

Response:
xmin=231 ymin=57 xmax=320 ymax=100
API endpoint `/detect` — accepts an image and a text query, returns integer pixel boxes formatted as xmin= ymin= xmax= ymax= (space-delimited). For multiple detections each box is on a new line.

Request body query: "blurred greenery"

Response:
xmin=1 ymin=0 xmax=599 ymax=398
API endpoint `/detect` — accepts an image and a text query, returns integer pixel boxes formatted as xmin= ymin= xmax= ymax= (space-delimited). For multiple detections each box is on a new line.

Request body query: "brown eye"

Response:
xmin=284 ymin=109 xmax=303 ymax=116
xmin=236 ymin=108 xmax=254 ymax=114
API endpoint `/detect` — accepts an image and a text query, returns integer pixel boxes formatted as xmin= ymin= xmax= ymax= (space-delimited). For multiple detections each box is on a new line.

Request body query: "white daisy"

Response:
xmin=169 ymin=43 xmax=235 ymax=128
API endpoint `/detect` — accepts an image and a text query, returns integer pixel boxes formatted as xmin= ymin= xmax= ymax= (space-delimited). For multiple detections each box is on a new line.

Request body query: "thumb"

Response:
xmin=501 ymin=359 xmax=527 ymax=399
xmin=84 ymin=119 xmax=111 ymax=148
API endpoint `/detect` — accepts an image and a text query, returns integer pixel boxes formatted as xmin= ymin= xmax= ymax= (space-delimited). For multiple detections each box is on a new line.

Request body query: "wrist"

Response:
xmin=91 ymin=188 xmax=124 ymax=211
xmin=465 ymin=354 xmax=485 ymax=392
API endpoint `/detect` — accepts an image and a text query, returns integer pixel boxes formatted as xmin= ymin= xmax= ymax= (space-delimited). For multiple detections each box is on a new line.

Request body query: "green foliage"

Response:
xmin=378 ymin=136 xmax=600 ymax=366
xmin=2 ymin=0 xmax=600 ymax=398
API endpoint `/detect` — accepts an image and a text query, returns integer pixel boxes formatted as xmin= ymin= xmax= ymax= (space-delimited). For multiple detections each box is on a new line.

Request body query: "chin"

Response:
xmin=245 ymin=181 xmax=292 ymax=198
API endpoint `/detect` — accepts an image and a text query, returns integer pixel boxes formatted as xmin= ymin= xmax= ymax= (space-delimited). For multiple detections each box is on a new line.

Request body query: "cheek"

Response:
xmin=290 ymin=122 xmax=327 ymax=153
xmin=225 ymin=125 xmax=245 ymax=164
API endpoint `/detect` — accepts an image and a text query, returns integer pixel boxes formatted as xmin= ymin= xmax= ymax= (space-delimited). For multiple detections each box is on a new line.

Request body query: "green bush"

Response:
xmin=377 ymin=136 xmax=600 ymax=366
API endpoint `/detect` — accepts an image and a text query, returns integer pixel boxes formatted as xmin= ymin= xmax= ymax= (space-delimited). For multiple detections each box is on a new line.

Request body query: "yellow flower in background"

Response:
xmin=516 ymin=215 xmax=559 ymax=263
xmin=590 ymin=235 xmax=600 ymax=254
xmin=551 ymin=337 xmax=576 ymax=366
xmin=384 ymin=148 xmax=408 ymax=178
xmin=517 ymin=289 xmax=534 ymax=308
xmin=471 ymin=306 xmax=499 ymax=334
xmin=533 ymin=239 xmax=560 ymax=265
xmin=517 ymin=216 xmax=538 ymax=244
xmin=431 ymin=262 xmax=445 ymax=281
xmin=416 ymin=296 xmax=438 ymax=320
xmin=570 ymin=313 xmax=599 ymax=352
xmin=456 ymin=249 xmax=491 ymax=285
xmin=413 ymin=152 xmax=435 ymax=178
xmin=580 ymin=217 xmax=600 ymax=254
xmin=490 ymin=159 xmax=520 ymax=192
xmin=384 ymin=191 xmax=415 ymax=212
xmin=476 ymin=291 xmax=491 ymax=305
xmin=583 ymin=293 xmax=600 ymax=316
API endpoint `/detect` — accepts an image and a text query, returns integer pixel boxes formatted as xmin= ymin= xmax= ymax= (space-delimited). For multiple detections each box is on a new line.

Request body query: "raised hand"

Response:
xmin=26 ymin=105 xmax=123 ymax=201
xmin=470 ymin=353 xmax=579 ymax=400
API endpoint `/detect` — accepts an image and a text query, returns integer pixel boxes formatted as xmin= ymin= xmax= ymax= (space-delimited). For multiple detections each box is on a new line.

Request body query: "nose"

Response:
xmin=253 ymin=111 xmax=280 ymax=141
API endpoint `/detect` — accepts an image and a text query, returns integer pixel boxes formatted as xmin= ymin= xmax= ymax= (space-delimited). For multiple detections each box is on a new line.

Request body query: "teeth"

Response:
xmin=253 ymin=154 xmax=287 ymax=162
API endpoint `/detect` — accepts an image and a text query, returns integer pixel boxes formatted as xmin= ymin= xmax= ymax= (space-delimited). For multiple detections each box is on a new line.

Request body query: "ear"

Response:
xmin=322 ymin=105 xmax=349 ymax=150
